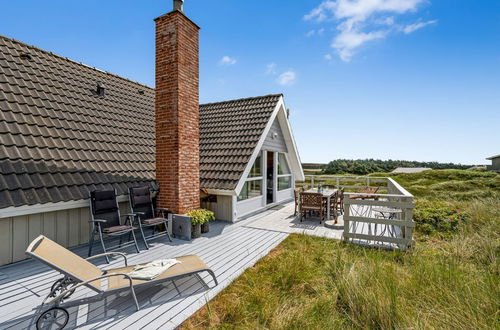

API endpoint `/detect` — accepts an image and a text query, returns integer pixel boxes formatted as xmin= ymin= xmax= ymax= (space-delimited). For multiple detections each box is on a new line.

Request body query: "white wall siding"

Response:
xmin=202 ymin=195 xmax=233 ymax=222
xmin=0 ymin=202 xmax=130 ymax=266
xmin=276 ymin=188 xmax=294 ymax=203
xmin=236 ymin=195 xmax=265 ymax=220
xmin=262 ymin=118 xmax=288 ymax=152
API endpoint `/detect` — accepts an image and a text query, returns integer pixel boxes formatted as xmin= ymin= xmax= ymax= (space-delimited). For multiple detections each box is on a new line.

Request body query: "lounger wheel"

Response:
xmin=49 ymin=278 xmax=75 ymax=301
xmin=36 ymin=307 xmax=69 ymax=330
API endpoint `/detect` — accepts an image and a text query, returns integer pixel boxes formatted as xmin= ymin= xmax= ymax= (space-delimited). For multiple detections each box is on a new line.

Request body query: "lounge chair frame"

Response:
xmin=26 ymin=235 xmax=218 ymax=330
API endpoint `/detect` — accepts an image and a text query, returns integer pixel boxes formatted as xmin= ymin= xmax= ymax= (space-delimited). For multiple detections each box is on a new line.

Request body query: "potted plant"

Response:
xmin=186 ymin=209 xmax=214 ymax=238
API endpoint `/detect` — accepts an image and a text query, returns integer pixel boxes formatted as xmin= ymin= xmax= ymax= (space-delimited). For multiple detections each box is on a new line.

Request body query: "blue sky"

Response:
xmin=1 ymin=0 xmax=499 ymax=165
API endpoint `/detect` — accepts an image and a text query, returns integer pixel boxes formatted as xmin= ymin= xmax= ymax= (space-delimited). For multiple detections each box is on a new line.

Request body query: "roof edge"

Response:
xmin=0 ymin=34 xmax=153 ymax=90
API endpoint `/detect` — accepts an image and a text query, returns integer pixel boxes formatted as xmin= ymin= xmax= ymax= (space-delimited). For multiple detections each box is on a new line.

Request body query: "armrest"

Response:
xmin=155 ymin=207 xmax=170 ymax=213
xmin=121 ymin=213 xmax=136 ymax=217
xmin=133 ymin=211 xmax=146 ymax=215
xmin=89 ymin=218 xmax=107 ymax=223
xmin=86 ymin=252 xmax=128 ymax=266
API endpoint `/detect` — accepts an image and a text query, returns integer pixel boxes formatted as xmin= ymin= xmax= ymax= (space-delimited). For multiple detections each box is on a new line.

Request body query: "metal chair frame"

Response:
xmin=88 ymin=189 xmax=140 ymax=263
xmin=128 ymin=186 xmax=172 ymax=250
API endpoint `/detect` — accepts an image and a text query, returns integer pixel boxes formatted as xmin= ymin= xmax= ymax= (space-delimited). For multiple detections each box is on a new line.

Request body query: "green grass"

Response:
xmin=182 ymin=170 xmax=500 ymax=329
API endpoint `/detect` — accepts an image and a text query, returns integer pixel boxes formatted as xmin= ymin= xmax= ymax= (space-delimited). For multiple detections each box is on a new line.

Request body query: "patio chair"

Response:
xmin=299 ymin=192 xmax=325 ymax=223
xmin=329 ymin=190 xmax=339 ymax=224
xmin=129 ymin=186 xmax=172 ymax=249
xmin=350 ymin=186 xmax=379 ymax=200
xmin=26 ymin=235 xmax=217 ymax=330
xmin=293 ymin=188 xmax=302 ymax=216
xmin=88 ymin=189 xmax=140 ymax=263
xmin=336 ymin=188 xmax=345 ymax=215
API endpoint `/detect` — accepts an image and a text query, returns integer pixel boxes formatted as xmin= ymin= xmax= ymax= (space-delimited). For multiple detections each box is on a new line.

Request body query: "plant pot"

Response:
xmin=201 ymin=221 xmax=209 ymax=233
xmin=191 ymin=224 xmax=201 ymax=239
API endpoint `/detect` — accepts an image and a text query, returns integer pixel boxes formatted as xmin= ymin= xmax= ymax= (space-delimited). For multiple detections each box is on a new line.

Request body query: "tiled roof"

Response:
xmin=200 ymin=94 xmax=281 ymax=190
xmin=0 ymin=35 xmax=280 ymax=209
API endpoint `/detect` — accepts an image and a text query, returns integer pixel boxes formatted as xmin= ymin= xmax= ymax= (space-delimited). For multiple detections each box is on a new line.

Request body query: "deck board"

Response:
xmin=0 ymin=205 xmax=293 ymax=330
xmin=0 ymin=202 xmax=404 ymax=329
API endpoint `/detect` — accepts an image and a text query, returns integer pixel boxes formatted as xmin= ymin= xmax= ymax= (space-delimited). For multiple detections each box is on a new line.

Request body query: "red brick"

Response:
xmin=155 ymin=11 xmax=200 ymax=214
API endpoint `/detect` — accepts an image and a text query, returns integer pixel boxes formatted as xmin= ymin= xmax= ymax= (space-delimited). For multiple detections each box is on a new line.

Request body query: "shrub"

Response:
xmin=186 ymin=209 xmax=215 ymax=225
xmin=413 ymin=199 xmax=469 ymax=238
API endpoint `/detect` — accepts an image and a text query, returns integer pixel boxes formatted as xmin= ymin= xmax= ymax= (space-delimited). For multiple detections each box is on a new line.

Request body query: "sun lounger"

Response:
xmin=26 ymin=235 xmax=217 ymax=330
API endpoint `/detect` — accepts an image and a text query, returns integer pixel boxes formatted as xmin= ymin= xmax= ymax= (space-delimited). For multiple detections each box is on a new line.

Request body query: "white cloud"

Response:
xmin=277 ymin=70 xmax=297 ymax=86
xmin=376 ymin=16 xmax=395 ymax=25
xmin=402 ymin=19 xmax=437 ymax=34
xmin=324 ymin=54 xmax=333 ymax=60
xmin=306 ymin=30 xmax=316 ymax=37
xmin=304 ymin=0 xmax=434 ymax=62
xmin=266 ymin=62 xmax=277 ymax=75
xmin=333 ymin=29 xmax=387 ymax=61
xmin=218 ymin=56 xmax=236 ymax=66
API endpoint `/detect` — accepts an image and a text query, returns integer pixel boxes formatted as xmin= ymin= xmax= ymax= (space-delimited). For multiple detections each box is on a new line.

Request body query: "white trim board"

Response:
xmin=235 ymin=96 xmax=304 ymax=195
xmin=0 ymin=195 xmax=130 ymax=219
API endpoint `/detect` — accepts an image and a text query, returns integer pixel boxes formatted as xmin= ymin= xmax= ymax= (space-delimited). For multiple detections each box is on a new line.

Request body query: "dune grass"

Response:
xmin=182 ymin=170 xmax=500 ymax=329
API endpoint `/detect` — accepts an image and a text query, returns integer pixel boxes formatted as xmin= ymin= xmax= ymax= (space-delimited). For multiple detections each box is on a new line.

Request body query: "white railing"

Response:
xmin=298 ymin=175 xmax=415 ymax=250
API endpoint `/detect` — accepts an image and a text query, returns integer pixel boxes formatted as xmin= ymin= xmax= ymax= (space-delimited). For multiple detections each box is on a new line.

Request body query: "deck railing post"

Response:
xmin=343 ymin=198 xmax=350 ymax=242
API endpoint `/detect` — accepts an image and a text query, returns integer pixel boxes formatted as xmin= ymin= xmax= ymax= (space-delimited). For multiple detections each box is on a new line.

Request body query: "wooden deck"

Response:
xmin=0 ymin=202 xmax=404 ymax=329
xmin=0 ymin=205 xmax=293 ymax=330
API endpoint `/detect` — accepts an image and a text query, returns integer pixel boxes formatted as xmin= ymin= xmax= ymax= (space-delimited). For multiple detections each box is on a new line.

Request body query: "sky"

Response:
xmin=1 ymin=0 xmax=499 ymax=165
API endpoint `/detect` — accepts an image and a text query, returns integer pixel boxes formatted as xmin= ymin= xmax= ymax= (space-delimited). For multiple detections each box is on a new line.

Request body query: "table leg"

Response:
xmin=326 ymin=196 xmax=330 ymax=220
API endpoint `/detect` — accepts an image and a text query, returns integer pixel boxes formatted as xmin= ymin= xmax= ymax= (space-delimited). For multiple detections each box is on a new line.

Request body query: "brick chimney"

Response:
xmin=154 ymin=0 xmax=200 ymax=214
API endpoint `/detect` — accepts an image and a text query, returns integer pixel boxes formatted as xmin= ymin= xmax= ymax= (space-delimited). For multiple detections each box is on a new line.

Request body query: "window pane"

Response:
xmin=278 ymin=176 xmax=292 ymax=190
xmin=238 ymin=180 xmax=262 ymax=201
xmin=248 ymin=154 xmax=262 ymax=177
xmin=277 ymin=153 xmax=291 ymax=175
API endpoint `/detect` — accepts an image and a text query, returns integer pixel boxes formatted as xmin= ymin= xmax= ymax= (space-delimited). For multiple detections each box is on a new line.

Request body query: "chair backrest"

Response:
xmin=361 ymin=186 xmax=379 ymax=194
xmin=129 ymin=186 xmax=154 ymax=220
xmin=90 ymin=189 xmax=121 ymax=229
xmin=330 ymin=191 xmax=339 ymax=207
xmin=26 ymin=235 xmax=102 ymax=291
xmin=294 ymin=188 xmax=301 ymax=201
xmin=300 ymin=192 xmax=323 ymax=208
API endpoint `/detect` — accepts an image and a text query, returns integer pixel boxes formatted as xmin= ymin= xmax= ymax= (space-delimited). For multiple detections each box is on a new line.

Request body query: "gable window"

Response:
xmin=277 ymin=153 xmax=292 ymax=190
xmin=238 ymin=154 xmax=263 ymax=201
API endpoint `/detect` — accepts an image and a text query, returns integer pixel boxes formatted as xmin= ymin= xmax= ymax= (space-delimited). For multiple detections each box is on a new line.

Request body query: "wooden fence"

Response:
xmin=298 ymin=175 xmax=415 ymax=250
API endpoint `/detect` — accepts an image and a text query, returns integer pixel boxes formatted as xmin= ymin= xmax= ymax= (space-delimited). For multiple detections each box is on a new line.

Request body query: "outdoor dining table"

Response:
xmin=372 ymin=206 xmax=403 ymax=237
xmin=305 ymin=188 xmax=337 ymax=220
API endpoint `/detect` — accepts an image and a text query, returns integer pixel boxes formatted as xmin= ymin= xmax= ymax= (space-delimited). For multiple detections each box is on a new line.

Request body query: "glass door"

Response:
xmin=266 ymin=151 xmax=274 ymax=204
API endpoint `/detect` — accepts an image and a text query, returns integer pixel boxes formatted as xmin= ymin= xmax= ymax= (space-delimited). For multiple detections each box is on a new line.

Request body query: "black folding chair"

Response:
xmin=129 ymin=186 xmax=172 ymax=250
xmin=88 ymin=189 xmax=140 ymax=263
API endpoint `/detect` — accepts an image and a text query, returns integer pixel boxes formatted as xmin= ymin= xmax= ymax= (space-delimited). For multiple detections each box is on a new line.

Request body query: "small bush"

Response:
xmin=413 ymin=199 xmax=469 ymax=238
xmin=186 ymin=209 xmax=215 ymax=225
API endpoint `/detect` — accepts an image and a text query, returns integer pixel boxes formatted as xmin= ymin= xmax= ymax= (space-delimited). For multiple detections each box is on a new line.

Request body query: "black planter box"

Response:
xmin=201 ymin=222 xmax=209 ymax=233
xmin=172 ymin=215 xmax=192 ymax=241
xmin=191 ymin=224 xmax=201 ymax=239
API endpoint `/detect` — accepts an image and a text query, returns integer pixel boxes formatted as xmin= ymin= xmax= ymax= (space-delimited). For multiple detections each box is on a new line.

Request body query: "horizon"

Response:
xmin=1 ymin=0 xmax=498 ymax=165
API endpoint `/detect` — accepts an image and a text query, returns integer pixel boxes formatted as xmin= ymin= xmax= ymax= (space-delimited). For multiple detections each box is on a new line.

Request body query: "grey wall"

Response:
xmin=262 ymin=118 xmax=288 ymax=153
xmin=492 ymin=157 xmax=500 ymax=171
xmin=202 ymin=195 xmax=233 ymax=222
xmin=0 ymin=201 xmax=130 ymax=266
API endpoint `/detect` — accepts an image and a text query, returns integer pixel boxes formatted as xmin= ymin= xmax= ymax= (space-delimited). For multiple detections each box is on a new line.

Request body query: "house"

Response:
xmin=0 ymin=1 xmax=304 ymax=265
xmin=391 ymin=167 xmax=432 ymax=174
xmin=486 ymin=155 xmax=500 ymax=172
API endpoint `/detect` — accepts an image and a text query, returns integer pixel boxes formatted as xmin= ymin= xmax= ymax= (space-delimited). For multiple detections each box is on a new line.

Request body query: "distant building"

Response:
xmin=486 ymin=155 xmax=500 ymax=172
xmin=391 ymin=167 xmax=432 ymax=174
